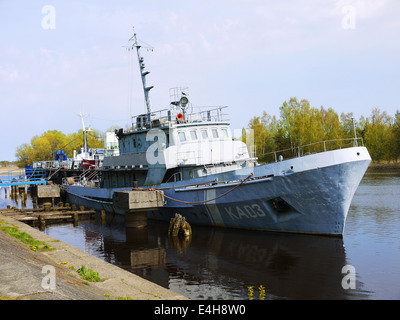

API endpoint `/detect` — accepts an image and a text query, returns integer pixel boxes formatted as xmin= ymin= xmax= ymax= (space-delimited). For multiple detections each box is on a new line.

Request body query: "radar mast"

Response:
xmin=128 ymin=27 xmax=154 ymax=127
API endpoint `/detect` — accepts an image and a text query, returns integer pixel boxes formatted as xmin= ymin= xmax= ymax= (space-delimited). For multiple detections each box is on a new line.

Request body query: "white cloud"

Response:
xmin=0 ymin=65 xmax=19 ymax=83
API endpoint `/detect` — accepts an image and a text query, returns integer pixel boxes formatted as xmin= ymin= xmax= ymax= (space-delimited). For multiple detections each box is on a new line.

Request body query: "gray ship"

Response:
xmin=62 ymin=30 xmax=371 ymax=237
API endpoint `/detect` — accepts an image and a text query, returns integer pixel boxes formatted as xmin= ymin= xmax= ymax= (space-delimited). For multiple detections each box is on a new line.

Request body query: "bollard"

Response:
xmin=4 ymin=188 xmax=7 ymax=198
xmin=39 ymin=215 xmax=45 ymax=231
xmin=71 ymin=204 xmax=77 ymax=211
xmin=21 ymin=191 xmax=26 ymax=205
xmin=43 ymin=202 xmax=51 ymax=212
xmin=79 ymin=205 xmax=85 ymax=211
xmin=73 ymin=212 xmax=79 ymax=226
xmin=58 ymin=202 xmax=64 ymax=208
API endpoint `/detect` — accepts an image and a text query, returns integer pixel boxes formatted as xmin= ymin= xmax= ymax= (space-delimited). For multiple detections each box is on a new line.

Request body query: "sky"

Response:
xmin=1 ymin=0 xmax=399 ymax=161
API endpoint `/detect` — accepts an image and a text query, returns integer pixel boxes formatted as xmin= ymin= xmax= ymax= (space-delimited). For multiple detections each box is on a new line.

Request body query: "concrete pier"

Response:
xmin=31 ymin=184 xmax=61 ymax=206
xmin=113 ymin=190 xmax=164 ymax=212
xmin=0 ymin=213 xmax=187 ymax=300
xmin=113 ymin=190 xmax=164 ymax=228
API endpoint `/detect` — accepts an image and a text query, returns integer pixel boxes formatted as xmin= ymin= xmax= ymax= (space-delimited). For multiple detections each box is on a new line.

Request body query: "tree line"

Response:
xmin=243 ymin=97 xmax=400 ymax=163
xmin=15 ymin=129 xmax=104 ymax=167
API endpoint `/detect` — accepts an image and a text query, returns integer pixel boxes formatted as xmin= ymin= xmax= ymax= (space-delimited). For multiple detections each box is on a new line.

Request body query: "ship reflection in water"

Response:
xmin=43 ymin=214 xmax=370 ymax=300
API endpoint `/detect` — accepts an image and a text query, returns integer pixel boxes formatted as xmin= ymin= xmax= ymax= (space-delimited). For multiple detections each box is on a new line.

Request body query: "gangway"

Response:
xmin=0 ymin=167 xmax=47 ymax=187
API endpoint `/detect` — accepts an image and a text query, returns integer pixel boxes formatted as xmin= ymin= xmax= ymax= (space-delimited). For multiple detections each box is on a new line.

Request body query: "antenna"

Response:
xmin=128 ymin=27 xmax=153 ymax=127
xmin=78 ymin=111 xmax=89 ymax=153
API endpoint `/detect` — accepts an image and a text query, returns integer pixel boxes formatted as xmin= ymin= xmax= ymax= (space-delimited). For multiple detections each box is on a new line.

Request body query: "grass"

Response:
xmin=0 ymin=221 xmax=54 ymax=252
xmin=0 ymin=296 xmax=17 ymax=300
xmin=76 ymin=265 xmax=104 ymax=282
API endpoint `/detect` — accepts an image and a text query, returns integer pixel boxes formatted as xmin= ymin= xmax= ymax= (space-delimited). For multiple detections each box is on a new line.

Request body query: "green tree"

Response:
xmin=364 ymin=108 xmax=393 ymax=162
xmin=321 ymin=107 xmax=343 ymax=141
xmin=15 ymin=129 xmax=104 ymax=167
xmin=246 ymin=116 xmax=266 ymax=160
xmin=244 ymin=112 xmax=279 ymax=162
xmin=260 ymin=112 xmax=279 ymax=155
xmin=15 ymin=143 xmax=34 ymax=167
xmin=392 ymin=110 xmax=400 ymax=162
xmin=279 ymin=97 xmax=327 ymax=149
xmin=63 ymin=129 xmax=104 ymax=156
xmin=245 ymin=99 xmax=398 ymax=164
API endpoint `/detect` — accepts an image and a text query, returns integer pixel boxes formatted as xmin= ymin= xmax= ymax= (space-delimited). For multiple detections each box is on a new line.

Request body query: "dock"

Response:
xmin=0 ymin=213 xmax=187 ymax=300
xmin=0 ymin=168 xmax=47 ymax=187
xmin=0 ymin=204 xmax=96 ymax=228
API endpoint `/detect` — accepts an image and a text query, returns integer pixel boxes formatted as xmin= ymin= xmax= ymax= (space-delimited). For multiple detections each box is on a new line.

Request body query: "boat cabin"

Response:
xmin=101 ymin=105 xmax=253 ymax=188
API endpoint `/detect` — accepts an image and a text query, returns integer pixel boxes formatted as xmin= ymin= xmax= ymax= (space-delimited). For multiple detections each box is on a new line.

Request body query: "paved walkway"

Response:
xmin=0 ymin=214 xmax=187 ymax=300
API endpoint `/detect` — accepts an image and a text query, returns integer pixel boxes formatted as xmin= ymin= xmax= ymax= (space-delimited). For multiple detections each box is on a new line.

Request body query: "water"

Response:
xmin=1 ymin=170 xmax=399 ymax=299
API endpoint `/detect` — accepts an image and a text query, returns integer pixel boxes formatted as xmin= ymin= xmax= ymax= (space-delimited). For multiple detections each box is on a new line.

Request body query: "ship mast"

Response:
xmin=79 ymin=111 xmax=89 ymax=153
xmin=129 ymin=27 xmax=153 ymax=127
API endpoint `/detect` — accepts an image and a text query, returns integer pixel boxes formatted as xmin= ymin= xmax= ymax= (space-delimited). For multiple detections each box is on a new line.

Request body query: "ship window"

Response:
xmin=190 ymin=130 xmax=198 ymax=140
xmin=201 ymin=130 xmax=208 ymax=139
xmin=222 ymin=128 xmax=229 ymax=139
xmin=178 ymin=131 xmax=186 ymax=142
xmin=212 ymin=129 xmax=219 ymax=138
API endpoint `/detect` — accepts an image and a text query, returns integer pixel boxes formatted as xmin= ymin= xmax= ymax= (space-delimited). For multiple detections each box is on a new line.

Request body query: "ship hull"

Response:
xmin=63 ymin=146 xmax=371 ymax=236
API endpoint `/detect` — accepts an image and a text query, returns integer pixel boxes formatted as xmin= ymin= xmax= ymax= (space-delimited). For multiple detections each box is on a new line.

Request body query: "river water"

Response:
xmin=1 ymin=170 xmax=399 ymax=300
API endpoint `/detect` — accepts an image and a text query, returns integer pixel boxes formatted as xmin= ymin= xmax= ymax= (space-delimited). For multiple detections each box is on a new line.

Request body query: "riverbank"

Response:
xmin=368 ymin=162 xmax=400 ymax=170
xmin=0 ymin=213 xmax=187 ymax=300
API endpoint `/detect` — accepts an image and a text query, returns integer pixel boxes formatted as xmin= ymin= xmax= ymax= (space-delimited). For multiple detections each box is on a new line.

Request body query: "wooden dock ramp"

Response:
xmin=0 ymin=204 xmax=96 ymax=230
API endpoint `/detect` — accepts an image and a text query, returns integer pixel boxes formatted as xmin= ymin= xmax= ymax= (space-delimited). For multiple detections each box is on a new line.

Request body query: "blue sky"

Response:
xmin=1 ymin=0 xmax=399 ymax=161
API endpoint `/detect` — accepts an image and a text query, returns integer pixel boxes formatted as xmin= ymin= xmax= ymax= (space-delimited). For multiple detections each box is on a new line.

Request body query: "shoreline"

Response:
xmin=0 ymin=213 xmax=187 ymax=300
xmin=367 ymin=162 xmax=400 ymax=170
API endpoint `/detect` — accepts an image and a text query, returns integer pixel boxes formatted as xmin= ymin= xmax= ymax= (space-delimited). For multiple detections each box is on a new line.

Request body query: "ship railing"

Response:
xmin=62 ymin=168 xmax=100 ymax=187
xmin=33 ymin=160 xmax=80 ymax=170
xmin=130 ymin=106 xmax=229 ymax=130
xmin=260 ymin=138 xmax=364 ymax=163
xmin=0 ymin=168 xmax=47 ymax=186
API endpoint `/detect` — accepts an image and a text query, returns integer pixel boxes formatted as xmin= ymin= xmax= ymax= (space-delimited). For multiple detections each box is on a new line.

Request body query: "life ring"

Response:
xmin=177 ymin=113 xmax=184 ymax=121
